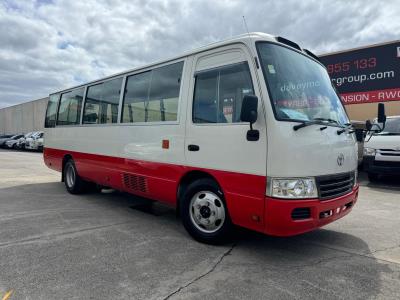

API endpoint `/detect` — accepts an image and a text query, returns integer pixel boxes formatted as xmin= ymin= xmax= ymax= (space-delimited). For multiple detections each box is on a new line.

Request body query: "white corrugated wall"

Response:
xmin=0 ymin=97 xmax=48 ymax=135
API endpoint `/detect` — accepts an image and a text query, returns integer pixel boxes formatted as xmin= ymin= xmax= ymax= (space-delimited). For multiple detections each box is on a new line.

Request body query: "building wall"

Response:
xmin=0 ymin=97 xmax=48 ymax=135
xmin=346 ymin=101 xmax=400 ymax=121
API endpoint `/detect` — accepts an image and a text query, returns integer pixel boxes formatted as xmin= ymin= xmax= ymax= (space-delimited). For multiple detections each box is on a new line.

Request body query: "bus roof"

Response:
xmin=50 ymin=32 xmax=314 ymax=95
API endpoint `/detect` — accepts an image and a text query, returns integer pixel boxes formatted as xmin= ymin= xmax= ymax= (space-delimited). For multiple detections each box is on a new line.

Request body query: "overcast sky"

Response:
xmin=0 ymin=0 xmax=399 ymax=108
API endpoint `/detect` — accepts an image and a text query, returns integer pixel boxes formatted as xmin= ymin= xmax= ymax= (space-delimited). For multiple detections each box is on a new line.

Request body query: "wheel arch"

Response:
xmin=61 ymin=154 xmax=74 ymax=182
xmin=176 ymin=170 xmax=223 ymax=216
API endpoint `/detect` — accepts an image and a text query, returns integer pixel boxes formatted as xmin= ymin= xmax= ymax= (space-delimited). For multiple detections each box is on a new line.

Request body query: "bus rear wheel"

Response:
xmin=181 ymin=178 xmax=233 ymax=244
xmin=64 ymin=159 xmax=86 ymax=194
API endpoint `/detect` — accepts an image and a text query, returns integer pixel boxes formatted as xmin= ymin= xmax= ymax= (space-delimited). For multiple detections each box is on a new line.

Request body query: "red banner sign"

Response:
xmin=340 ymin=88 xmax=400 ymax=105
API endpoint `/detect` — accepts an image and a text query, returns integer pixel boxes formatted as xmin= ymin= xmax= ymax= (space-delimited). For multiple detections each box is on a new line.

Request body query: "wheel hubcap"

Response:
xmin=189 ymin=191 xmax=225 ymax=233
xmin=65 ymin=164 xmax=76 ymax=188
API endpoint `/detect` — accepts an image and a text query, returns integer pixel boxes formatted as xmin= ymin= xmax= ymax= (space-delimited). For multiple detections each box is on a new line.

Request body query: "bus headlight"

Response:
xmin=363 ymin=147 xmax=376 ymax=156
xmin=268 ymin=177 xmax=318 ymax=199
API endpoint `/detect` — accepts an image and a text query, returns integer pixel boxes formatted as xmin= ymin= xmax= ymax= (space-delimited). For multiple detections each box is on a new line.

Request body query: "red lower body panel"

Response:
xmin=264 ymin=187 xmax=359 ymax=236
xmin=43 ymin=147 xmax=267 ymax=233
xmin=43 ymin=147 xmax=358 ymax=236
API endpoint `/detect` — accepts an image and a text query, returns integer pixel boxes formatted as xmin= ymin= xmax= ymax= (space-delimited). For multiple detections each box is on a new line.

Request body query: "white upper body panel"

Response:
xmin=45 ymin=32 xmax=358 ymax=178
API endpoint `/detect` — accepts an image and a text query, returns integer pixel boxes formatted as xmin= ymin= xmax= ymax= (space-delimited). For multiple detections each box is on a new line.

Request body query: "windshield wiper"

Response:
xmin=337 ymin=123 xmax=354 ymax=135
xmin=313 ymin=117 xmax=340 ymax=124
xmin=293 ymin=118 xmax=341 ymax=131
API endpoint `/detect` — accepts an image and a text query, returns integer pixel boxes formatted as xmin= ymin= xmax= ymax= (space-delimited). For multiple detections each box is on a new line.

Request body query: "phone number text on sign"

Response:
xmin=327 ymin=57 xmax=377 ymax=74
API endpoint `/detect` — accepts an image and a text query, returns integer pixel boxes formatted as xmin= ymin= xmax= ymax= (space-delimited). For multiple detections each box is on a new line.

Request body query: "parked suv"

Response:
xmin=16 ymin=132 xmax=35 ymax=149
xmin=25 ymin=131 xmax=44 ymax=151
xmin=363 ymin=116 xmax=400 ymax=181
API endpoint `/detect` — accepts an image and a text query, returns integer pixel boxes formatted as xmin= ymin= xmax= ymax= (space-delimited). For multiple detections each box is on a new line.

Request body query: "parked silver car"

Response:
xmin=0 ymin=135 xmax=14 ymax=147
xmin=1 ymin=134 xmax=24 ymax=148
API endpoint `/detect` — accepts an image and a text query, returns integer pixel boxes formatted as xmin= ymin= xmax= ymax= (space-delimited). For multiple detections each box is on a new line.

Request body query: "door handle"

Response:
xmin=188 ymin=144 xmax=200 ymax=151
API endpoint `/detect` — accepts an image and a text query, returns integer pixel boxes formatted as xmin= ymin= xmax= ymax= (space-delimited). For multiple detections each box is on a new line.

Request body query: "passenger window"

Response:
xmin=122 ymin=61 xmax=183 ymax=123
xmin=57 ymin=88 xmax=84 ymax=125
xmin=45 ymin=94 xmax=59 ymax=128
xmin=146 ymin=99 xmax=162 ymax=122
xmin=122 ymin=71 xmax=151 ymax=123
xmin=193 ymin=62 xmax=254 ymax=123
xmin=83 ymin=77 xmax=122 ymax=124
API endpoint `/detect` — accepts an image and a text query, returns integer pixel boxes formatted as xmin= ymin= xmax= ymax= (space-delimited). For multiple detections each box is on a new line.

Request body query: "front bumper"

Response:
xmin=25 ymin=142 xmax=35 ymax=149
xmin=264 ymin=186 xmax=359 ymax=236
xmin=363 ymin=156 xmax=400 ymax=175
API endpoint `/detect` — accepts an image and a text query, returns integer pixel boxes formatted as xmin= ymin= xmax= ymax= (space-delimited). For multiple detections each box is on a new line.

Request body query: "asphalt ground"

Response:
xmin=0 ymin=149 xmax=399 ymax=299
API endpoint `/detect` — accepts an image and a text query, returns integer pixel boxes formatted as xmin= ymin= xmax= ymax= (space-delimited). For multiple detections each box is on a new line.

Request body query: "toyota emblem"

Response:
xmin=337 ymin=153 xmax=345 ymax=166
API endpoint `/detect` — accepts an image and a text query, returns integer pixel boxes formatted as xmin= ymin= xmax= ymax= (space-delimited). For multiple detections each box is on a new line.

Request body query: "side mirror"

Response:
xmin=377 ymin=103 xmax=386 ymax=124
xmin=365 ymin=103 xmax=387 ymax=134
xmin=240 ymin=95 xmax=259 ymax=141
xmin=240 ymin=95 xmax=258 ymax=126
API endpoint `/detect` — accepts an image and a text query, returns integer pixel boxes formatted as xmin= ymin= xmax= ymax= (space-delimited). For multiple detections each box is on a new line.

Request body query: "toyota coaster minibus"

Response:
xmin=44 ymin=32 xmax=372 ymax=244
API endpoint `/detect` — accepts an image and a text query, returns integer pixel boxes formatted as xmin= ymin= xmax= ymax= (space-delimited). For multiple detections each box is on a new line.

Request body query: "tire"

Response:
xmin=368 ymin=173 xmax=380 ymax=182
xmin=180 ymin=178 xmax=233 ymax=244
xmin=63 ymin=159 xmax=86 ymax=194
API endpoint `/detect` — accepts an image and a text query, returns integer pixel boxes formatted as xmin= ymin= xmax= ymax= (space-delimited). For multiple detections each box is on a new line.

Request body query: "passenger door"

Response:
xmin=185 ymin=45 xmax=267 ymax=231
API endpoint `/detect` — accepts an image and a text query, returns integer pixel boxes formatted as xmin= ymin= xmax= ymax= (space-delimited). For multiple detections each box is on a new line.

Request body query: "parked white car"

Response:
xmin=16 ymin=132 xmax=35 ymax=149
xmin=363 ymin=116 xmax=400 ymax=181
xmin=25 ymin=132 xmax=44 ymax=151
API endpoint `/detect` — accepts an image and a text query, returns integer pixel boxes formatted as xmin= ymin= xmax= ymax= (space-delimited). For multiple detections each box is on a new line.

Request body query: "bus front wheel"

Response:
xmin=180 ymin=178 xmax=233 ymax=244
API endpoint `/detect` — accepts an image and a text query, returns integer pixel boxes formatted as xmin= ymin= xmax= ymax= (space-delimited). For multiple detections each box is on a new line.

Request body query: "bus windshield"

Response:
xmin=257 ymin=42 xmax=349 ymax=125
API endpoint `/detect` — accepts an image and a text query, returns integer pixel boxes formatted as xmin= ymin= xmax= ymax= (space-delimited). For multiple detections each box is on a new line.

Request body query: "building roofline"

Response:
xmin=0 ymin=97 xmax=49 ymax=110
xmin=319 ymin=39 xmax=400 ymax=57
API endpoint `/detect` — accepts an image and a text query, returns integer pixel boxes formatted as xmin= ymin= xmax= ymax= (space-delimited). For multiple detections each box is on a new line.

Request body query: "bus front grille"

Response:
xmin=316 ymin=172 xmax=355 ymax=200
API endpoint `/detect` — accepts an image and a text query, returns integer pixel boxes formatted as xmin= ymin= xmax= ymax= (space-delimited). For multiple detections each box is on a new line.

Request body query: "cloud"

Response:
xmin=0 ymin=0 xmax=399 ymax=108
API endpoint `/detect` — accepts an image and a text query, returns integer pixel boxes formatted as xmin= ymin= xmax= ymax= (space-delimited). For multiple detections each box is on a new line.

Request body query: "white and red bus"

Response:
xmin=44 ymin=32 xmax=361 ymax=244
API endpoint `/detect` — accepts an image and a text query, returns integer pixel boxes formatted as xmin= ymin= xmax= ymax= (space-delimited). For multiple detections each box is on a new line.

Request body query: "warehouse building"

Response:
xmin=0 ymin=97 xmax=48 ymax=135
